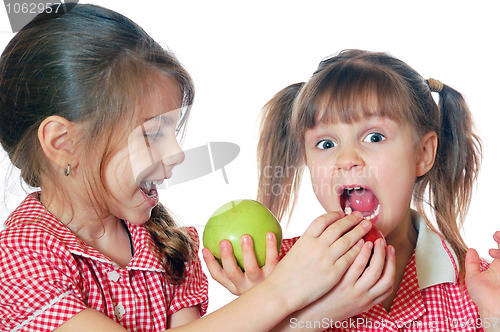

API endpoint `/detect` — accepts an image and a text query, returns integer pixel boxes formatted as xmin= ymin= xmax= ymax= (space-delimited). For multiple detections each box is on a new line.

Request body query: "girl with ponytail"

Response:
xmin=253 ymin=50 xmax=500 ymax=330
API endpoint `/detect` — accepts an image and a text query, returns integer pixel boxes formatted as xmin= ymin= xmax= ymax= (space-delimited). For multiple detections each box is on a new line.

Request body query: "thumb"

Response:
xmin=465 ymin=248 xmax=481 ymax=280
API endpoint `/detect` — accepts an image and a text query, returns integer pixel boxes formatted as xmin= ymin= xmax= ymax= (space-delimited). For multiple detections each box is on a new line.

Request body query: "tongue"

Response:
xmin=348 ymin=188 xmax=377 ymax=212
xmin=140 ymin=182 xmax=155 ymax=195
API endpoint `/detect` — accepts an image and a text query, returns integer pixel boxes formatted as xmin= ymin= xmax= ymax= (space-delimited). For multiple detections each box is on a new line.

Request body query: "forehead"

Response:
xmin=294 ymin=66 xmax=412 ymax=136
xmin=304 ymin=114 xmax=403 ymax=137
xmin=312 ymin=88 xmax=409 ymax=132
xmin=138 ymin=76 xmax=182 ymax=120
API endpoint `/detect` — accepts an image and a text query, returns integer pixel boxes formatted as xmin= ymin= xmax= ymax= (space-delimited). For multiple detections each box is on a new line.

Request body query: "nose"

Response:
xmin=162 ymin=140 xmax=185 ymax=167
xmin=335 ymin=144 xmax=364 ymax=171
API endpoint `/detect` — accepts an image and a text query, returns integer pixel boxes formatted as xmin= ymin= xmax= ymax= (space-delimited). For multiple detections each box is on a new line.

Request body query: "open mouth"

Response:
xmin=340 ymin=186 xmax=380 ymax=221
xmin=139 ymin=180 xmax=163 ymax=199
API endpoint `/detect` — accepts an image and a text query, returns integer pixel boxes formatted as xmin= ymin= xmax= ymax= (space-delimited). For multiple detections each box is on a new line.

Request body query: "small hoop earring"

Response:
xmin=64 ymin=164 xmax=71 ymax=176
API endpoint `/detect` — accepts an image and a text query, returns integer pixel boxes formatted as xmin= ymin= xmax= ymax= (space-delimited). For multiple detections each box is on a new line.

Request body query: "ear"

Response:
xmin=416 ymin=131 xmax=438 ymax=177
xmin=37 ymin=116 xmax=79 ymax=172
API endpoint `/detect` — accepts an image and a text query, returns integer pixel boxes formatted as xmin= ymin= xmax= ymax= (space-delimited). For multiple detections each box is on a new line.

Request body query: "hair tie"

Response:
xmin=426 ymin=78 xmax=444 ymax=93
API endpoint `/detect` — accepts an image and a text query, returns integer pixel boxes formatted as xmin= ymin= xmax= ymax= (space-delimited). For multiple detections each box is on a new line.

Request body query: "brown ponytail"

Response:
xmin=257 ymin=83 xmax=304 ymax=222
xmin=414 ymin=83 xmax=482 ymax=279
xmin=145 ymin=203 xmax=196 ymax=284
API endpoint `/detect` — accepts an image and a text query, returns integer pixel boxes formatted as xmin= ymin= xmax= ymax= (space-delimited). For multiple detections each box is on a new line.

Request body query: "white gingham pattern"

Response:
xmin=280 ymin=229 xmax=489 ymax=331
xmin=0 ymin=193 xmax=208 ymax=332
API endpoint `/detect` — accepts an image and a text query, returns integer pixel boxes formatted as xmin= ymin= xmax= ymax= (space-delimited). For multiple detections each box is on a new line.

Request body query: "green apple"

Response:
xmin=203 ymin=199 xmax=282 ymax=270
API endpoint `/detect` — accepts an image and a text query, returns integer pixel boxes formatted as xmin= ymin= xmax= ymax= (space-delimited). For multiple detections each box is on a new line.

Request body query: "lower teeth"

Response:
xmin=344 ymin=204 xmax=380 ymax=220
xmin=141 ymin=187 xmax=157 ymax=198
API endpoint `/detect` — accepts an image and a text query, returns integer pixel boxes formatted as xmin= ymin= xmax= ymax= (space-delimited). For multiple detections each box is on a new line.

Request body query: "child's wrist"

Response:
xmin=260 ymin=274 xmax=298 ymax=314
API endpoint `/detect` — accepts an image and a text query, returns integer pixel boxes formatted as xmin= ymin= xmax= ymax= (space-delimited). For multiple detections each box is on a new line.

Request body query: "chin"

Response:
xmin=122 ymin=207 xmax=154 ymax=225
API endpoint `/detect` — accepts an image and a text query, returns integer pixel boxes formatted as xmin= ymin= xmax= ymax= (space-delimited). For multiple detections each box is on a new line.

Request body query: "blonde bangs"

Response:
xmin=293 ymin=60 xmax=414 ymax=140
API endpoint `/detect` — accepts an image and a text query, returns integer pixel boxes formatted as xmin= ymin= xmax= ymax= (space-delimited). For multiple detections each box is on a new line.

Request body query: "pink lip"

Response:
xmin=140 ymin=188 xmax=159 ymax=207
xmin=369 ymin=214 xmax=380 ymax=224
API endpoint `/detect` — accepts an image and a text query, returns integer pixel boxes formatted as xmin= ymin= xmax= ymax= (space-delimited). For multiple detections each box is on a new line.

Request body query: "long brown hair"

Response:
xmin=257 ymin=50 xmax=481 ymax=278
xmin=0 ymin=4 xmax=195 ymax=283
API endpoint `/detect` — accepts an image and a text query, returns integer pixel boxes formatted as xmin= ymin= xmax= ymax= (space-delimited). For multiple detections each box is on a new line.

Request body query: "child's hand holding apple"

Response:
xmin=202 ymin=199 xmax=282 ymax=295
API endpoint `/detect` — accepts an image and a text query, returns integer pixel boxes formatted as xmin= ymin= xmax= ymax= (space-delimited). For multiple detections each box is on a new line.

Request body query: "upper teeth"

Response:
xmin=141 ymin=180 xmax=163 ymax=189
xmin=344 ymin=204 xmax=380 ymax=221
xmin=145 ymin=180 xmax=163 ymax=186
xmin=345 ymin=186 xmax=362 ymax=191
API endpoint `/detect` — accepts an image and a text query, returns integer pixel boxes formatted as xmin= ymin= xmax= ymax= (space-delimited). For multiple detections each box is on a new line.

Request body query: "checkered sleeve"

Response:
xmin=167 ymin=227 xmax=209 ymax=316
xmin=278 ymin=237 xmax=300 ymax=260
xmin=480 ymin=257 xmax=490 ymax=272
xmin=0 ymin=232 xmax=87 ymax=332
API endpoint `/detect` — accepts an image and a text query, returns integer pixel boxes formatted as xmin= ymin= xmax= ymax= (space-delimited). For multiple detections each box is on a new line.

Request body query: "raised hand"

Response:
xmin=465 ymin=231 xmax=500 ymax=331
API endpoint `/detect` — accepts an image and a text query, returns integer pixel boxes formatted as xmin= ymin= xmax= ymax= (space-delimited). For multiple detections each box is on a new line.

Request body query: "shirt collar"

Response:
xmin=6 ymin=192 xmax=164 ymax=272
xmin=412 ymin=210 xmax=459 ymax=289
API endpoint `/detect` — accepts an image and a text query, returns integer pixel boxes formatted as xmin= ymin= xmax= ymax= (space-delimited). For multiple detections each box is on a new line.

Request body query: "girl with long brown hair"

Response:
xmin=0 ymin=6 xmax=390 ymax=332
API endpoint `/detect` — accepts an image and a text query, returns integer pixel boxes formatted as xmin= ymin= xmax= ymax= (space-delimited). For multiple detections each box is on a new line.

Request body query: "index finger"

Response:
xmin=318 ymin=211 xmax=367 ymax=246
xmin=303 ymin=211 xmax=346 ymax=238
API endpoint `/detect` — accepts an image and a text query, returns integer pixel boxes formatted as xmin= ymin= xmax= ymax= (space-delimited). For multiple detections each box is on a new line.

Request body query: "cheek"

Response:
xmin=104 ymin=149 xmax=134 ymax=191
xmin=307 ymin=160 xmax=338 ymax=211
xmin=378 ymin=153 xmax=414 ymax=184
xmin=376 ymin=153 xmax=417 ymax=212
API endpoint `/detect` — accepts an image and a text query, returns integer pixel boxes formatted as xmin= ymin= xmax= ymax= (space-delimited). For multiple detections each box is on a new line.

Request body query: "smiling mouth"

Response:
xmin=139 ymin=180 xmax=163 ymax=198
xmin=340 ymin=187 xmax=380 ymax=221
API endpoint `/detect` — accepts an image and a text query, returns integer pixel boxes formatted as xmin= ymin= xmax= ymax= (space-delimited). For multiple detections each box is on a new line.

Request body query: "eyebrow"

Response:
xmin=141 ymin=113 xmax=175 ymax=125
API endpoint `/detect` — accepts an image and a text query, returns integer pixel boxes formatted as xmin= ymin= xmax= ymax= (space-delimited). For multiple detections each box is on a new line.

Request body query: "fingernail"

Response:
xmin=219 ymin=240 xmax=230 ymax=250
xmin=267 ymin=232 xmax=275 ymax=240
xmin=353 ymin=211 xmax=363 ymax=219
xmin=241 ymin=235 xmax=250 ymax=244
xmin=367 ymin=242 xmax=374 ymax=250
xmin=390 ymin=246 xmax=395 ymax=255
xmin=357 ymin=239 xmax=365 ymax=246
xmin=362 ymin=220 xmax=371 ymax=228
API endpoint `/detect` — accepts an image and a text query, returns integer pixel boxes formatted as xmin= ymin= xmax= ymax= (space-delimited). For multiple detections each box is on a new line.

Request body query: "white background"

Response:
xmin=1 ymin=0 xmax=499 ymax=314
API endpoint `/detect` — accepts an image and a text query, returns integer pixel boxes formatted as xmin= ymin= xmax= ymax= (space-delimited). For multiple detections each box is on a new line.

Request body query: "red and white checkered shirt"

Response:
xmin=280 ymin=211 xmax=490 ymax=332
xmin=0 ymin=193 xmax=208 ymax=332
